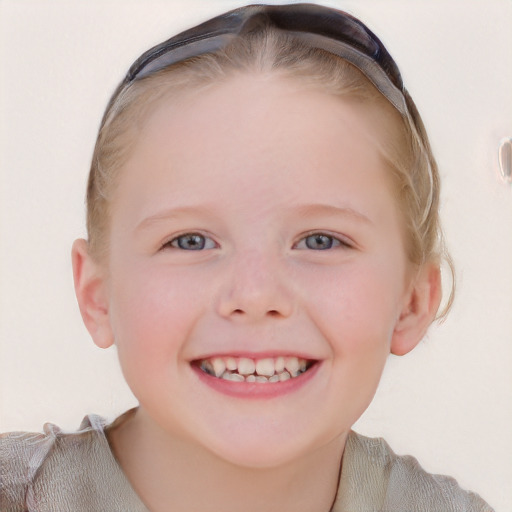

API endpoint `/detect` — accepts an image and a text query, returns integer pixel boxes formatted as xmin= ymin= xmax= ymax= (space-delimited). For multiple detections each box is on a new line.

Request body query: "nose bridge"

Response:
xmin=217 ymin=244 xmax=294 ymax=320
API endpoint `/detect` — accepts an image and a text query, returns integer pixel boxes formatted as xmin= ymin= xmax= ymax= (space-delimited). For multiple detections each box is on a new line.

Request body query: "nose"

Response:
xmin=216 ymin=249 xmax=295 ymax=321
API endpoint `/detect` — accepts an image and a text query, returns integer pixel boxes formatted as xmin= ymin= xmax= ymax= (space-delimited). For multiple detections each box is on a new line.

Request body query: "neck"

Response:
xmin=108 ymin=407 xmax=347 ymax=512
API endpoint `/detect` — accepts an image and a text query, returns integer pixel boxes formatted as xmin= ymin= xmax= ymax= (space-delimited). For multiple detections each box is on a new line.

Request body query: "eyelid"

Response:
xmin=293 ymin=231 xmax=354 ymax=250
xmin=160 ymin=231 xmax=218 ymax=250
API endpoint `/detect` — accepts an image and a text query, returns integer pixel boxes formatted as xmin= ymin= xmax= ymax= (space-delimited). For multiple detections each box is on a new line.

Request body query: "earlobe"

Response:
xmin=390 ymin=263 xmax=442 ymax=356
xmin=71 ymin=239 xmax=114 ymax=349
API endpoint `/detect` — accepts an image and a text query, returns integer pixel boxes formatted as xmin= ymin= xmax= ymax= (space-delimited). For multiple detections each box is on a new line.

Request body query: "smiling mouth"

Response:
xmin=195 ymin=356 xmax=315 ymax=383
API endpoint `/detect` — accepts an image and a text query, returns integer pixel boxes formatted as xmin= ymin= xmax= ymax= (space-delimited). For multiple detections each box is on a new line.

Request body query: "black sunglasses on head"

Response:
xmin=124 ymin=3 xmax=408 ymax=116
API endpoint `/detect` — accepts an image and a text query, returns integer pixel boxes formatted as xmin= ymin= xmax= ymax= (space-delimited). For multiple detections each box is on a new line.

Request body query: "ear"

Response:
xmin=390 ymin=263 xmax=442 ymax=356
xmin=71 ymin=239 xmax=114 ymax=349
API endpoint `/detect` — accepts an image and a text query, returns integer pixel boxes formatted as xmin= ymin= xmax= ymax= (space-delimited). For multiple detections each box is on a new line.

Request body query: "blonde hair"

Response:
xmin=87 ymin=28 xmax=454 ymax=319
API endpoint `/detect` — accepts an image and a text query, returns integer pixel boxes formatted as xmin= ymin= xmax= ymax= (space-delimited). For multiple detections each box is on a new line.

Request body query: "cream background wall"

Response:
xmin=1 ymin=1 xmax=510 ymax=510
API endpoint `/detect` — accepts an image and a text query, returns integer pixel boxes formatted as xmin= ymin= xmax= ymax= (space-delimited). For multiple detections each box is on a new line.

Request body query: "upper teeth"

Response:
xmin=199 ymin=356 xmax=310 ymax=382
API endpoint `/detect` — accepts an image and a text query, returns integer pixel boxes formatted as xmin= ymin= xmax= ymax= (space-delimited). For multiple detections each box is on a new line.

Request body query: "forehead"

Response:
xmin=112 ymin=73 xmax=399 ymax=226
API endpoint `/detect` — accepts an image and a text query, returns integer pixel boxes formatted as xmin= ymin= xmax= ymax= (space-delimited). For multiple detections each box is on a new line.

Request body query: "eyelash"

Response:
xmin=294 ymin=232 xmax=353 ymax=251
xmin=161 ymin=233 xmax=217 ymax=251
xmin=161 ymin=232 xmax=352 ymax=251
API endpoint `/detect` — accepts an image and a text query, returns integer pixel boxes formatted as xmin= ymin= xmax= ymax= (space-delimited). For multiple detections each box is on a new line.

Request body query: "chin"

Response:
xmin=198 ymin=421 xmax=334 ymax=470
xmin=209 ymin=440 xmax=308 ymax=470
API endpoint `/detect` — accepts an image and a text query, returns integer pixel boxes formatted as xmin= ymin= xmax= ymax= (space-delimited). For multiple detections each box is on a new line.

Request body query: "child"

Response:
xmin=0 ymin=3 xmax=495 ymax=511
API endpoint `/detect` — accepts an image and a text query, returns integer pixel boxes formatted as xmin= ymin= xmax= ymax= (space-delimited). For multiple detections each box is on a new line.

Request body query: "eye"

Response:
xmin=164 ymin=233 xmax=216 ymax=251
xmin=295 ymin=233 xmax=350 ymax=250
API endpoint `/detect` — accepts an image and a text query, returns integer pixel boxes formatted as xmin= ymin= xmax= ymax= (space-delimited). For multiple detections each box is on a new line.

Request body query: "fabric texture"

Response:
xmin=1 ymin=410 xmax=493 ymax=512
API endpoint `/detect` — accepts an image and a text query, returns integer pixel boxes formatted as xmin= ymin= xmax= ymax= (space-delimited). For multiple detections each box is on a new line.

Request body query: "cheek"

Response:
xmin=108 ymin=262 xmax=206 ymax=363
xmin=306 ymin=262 xmax=402 ymax=343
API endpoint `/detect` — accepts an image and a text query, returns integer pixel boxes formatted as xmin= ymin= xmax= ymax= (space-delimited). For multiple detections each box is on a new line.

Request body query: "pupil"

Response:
xmin=306 ymin=234 xmax=332 ymax=250
xmin=179 ymin=234 xmax=204 ymax=250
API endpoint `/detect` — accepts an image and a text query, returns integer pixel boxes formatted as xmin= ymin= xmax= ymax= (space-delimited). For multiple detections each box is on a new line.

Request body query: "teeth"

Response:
xmin=275 ymin=356 xmax=285 ymax=373
xmin=211 ymin=357 xmax=226 ymax=377
xmin=237 ymin=357 xmax=255 ymax=375
xmin=200 ymin=360 xmax=215 ymax=376
xmin=255 ymin=358 xmax=275 ymax=377
xmin=284 ymin=357 xmax=300 ymax=375
xmin=221 ymin=372 xmax=244 ymax=382
xmin=225 ymin=357 xmax=237 ymax=371
xmin=198 ymin=356 xmax=312 ymax=382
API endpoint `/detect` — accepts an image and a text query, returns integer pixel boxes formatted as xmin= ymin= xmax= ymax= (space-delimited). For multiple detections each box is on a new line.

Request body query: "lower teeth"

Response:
xmin=222 ymin=372 xmax=245 ymax=382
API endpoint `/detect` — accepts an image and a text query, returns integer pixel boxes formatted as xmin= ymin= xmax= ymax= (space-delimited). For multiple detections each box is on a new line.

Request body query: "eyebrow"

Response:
xmin=294 ymin=204 xmax=374 ymax=225
xmin=135 ymin=206 xmax=216 ymax=232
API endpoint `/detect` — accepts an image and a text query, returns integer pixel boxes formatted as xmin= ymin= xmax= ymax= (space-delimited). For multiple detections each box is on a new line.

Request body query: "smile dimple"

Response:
xmin=195 ymin=356 xmax=314 ymax=383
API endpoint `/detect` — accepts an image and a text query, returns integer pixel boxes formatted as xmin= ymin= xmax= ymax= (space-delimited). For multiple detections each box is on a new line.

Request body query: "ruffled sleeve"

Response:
xmin=1 ymin=427 xmax=57 ymax=511
xmin=333 ymin=431 xmax=495 ymax=511
xmin=1 ymin=414 xmax=148 ymax=512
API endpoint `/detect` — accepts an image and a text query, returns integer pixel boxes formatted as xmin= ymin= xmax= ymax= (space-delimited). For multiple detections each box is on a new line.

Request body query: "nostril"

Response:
xmin=231 ymin=309 xmax=281 ymax=317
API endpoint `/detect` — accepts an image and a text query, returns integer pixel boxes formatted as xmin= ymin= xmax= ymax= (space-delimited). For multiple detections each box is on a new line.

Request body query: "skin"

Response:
xmin=72 ymin=73 xmax=441 ymax=512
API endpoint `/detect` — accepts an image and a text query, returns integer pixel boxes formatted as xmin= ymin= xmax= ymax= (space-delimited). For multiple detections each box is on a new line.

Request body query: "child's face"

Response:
xmin=98 ymin=74 xmax=418 ymax=467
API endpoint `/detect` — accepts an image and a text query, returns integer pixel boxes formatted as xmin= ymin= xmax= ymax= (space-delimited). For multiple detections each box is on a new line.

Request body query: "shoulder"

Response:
xmin=1 ymin=426 xmax=55 ymax=512
xmin=0 ymin=413 xmax=145 ymax=512
xmin=0 ymin=415 xmax=106 ymax=511
xmin=333 ymin=431 xmax=494 ymax=512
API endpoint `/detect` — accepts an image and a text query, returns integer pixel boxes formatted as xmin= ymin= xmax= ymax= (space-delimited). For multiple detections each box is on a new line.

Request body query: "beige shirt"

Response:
xmin=1 ymin=410 xmax=493 ymax=512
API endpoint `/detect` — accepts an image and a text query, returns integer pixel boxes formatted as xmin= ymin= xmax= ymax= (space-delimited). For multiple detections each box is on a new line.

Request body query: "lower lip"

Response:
xmin=191 ymin=362 xmax=321 ymax=399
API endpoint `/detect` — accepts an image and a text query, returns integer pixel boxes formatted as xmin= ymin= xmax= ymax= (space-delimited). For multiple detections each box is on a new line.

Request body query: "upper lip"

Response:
xmin=190 ymin=351 xmax=320 ymax=362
